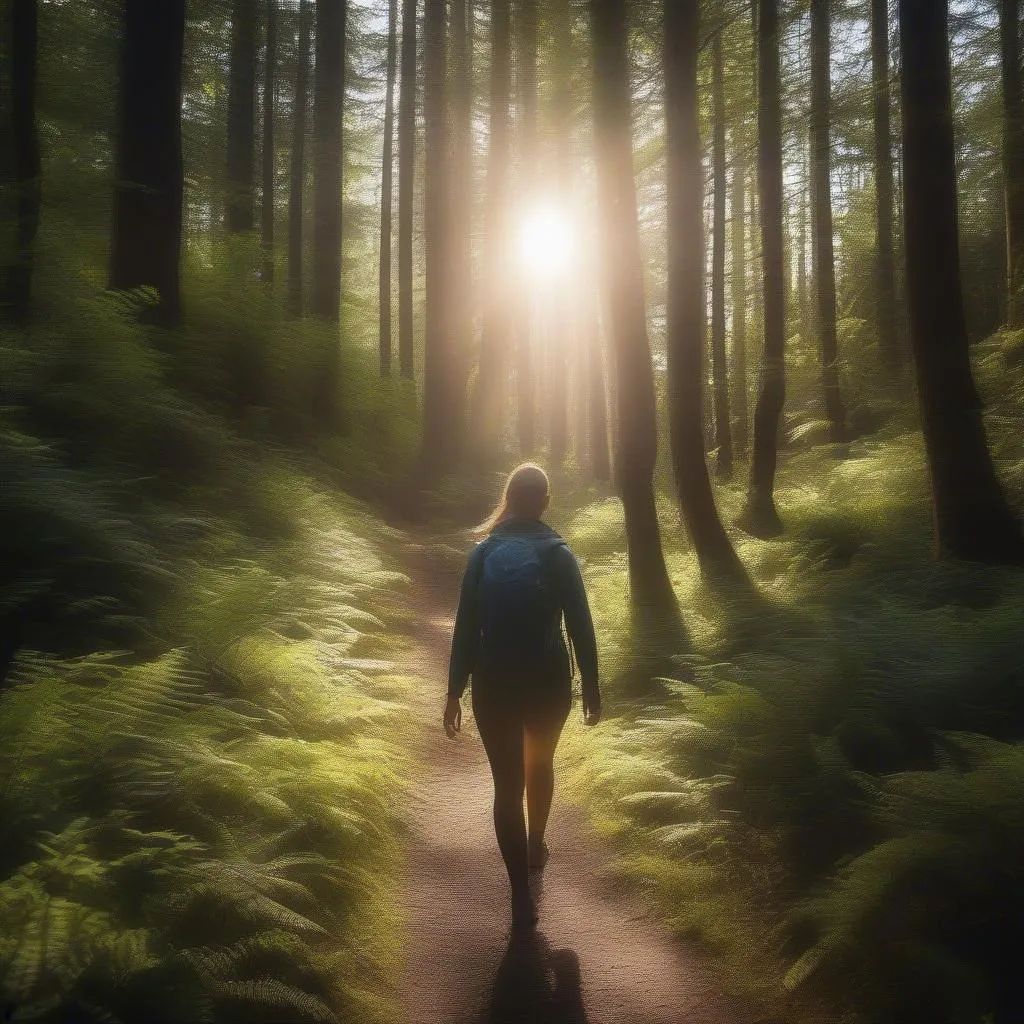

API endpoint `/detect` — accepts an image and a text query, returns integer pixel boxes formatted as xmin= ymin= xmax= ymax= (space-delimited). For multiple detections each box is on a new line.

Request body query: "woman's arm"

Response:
xmin=447 ymin=547 xmax=483 ymax=701
xmin=555 ymin=545 xmax=600 ymax=713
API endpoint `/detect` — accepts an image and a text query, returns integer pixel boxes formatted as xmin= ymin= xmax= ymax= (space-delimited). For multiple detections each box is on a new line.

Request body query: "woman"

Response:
xmin=444 ymin=463 xmax=602 ymax=928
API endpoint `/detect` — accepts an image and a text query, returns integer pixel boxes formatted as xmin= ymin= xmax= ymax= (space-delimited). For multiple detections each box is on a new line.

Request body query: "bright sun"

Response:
xmin=518 ymin=203 xmax=575 ymax=278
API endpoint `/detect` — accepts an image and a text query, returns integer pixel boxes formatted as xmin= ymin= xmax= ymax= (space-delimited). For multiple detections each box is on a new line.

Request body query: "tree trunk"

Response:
xmin=742 ymin=0 xmax=785 ymax=537
xmin=750 ymin=1 xmax=763 ymax=401
xmin=421 ymin=0 xmax=453 ymax=470
xmin=810 ymin=0 xmax=846 ymax=445
xmin=797 ymin=137 xmax=808 ymax=340
xmin=6 ymin=0 xmax=41 ymax=325
xmin=665 ymin=5 xmax=748 ymax=587
xmin=573 ymin=324 xmax=589 ymax=466
xmin=472 ymin=0 xmax=512 ymax=459
xmin=515 ymin=311 xmax=535 ymax=455
xmin=262 ymin=0 xmax=277 ymax=280
xmin=1001 ymin=0 xmax=1024 ymax=325
xmin=397 ymin=0 xmax=417 ymax=379
xmin=516 ymin=0 xmax=539 ymax=456
xmin=310 ymin=0 xmax=345 ymax=425
xmin=379 ymin=0 xmax=398 ymax=374
xmin=871 ymin=0 xmax=900 ymax=365
xmin=732 ymin=127 xmax=749 ymax=456
xmin=752 ymin=169 xmax=763 ymax=369
xmin=449 ymin=0 xmax=473 ymax=410
xmin=786 ymin=176 xmax=798 ymax=327
xmin=227 ymin=0 xmax=257 ymax=232
xmin=312 ymin=0 xmax=345 ymax=325
xmin=592 ymin=0 xmax=683 ymax=635
xmin=711 ymin=30 xmax=733 ymax=480
xmin=899 ymin=0 xmax=1024 ymax=564
xmin=288 ymin=0 xmax=311 ymax=315
xmin=588 ymin=305 xmax=612 ymax=482
xmin=110 ymin=0 xmax=185 ymax=325
xmin=549 ymin=0 xmax=572 ymax=467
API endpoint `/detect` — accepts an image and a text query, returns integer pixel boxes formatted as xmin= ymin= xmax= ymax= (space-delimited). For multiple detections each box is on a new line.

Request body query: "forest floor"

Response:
xmin=392 ymin=533 xmax=762 ymax=1024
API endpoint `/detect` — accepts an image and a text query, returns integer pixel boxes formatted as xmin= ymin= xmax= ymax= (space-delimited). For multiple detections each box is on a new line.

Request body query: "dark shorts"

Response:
xmin=471 ymin=674 xmax=572 ymax=785
xmin=472 ymin=676 xmax=572 ymax=730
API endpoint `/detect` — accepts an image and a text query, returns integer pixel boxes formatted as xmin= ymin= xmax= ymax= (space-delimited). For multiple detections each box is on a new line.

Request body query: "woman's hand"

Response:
xmin=583 ymin=697 xmax=602 ymax=727
xmin=443 ymin=696 xmax=462 ymax=738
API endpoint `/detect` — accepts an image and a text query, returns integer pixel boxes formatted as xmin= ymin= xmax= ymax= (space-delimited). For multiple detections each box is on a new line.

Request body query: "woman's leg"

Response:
xmin=472 ymin=691 xmax=530 ymax=898
xmin=523 ymin=688 xmax=571 ymax=860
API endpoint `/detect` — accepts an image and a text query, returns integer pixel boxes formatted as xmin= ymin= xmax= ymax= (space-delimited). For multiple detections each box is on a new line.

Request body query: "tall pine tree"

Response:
xmin=899 ymin=0 xmax=1024 ymax=563
xmin=110 ymin=0 xmax=186 ymax=325
xmin=592 ymin=0 xmax=683 ymax=633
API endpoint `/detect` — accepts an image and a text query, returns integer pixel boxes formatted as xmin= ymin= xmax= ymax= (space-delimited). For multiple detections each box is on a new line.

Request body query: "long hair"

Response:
xmin=474 ymin=463 xmax=550 ymax=537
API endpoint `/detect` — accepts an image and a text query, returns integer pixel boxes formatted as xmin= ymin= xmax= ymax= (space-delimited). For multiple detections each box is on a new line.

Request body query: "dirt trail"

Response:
xmin=396 ymin=536 xmax=758 ymax=1024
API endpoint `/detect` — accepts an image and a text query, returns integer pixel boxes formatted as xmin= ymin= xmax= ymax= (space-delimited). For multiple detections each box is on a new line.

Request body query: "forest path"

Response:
xmin=393 ymin=533 xmax=759 ymax=1024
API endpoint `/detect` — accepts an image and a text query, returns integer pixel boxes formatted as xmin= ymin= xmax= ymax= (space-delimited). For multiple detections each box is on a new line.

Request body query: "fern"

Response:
xmin=212 ymin=979 xmax=339 ymax=1023
xmin=1 ymin=489 xmax=415 ymax=1023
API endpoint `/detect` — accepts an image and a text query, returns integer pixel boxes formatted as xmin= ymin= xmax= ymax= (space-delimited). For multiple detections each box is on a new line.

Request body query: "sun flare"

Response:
xmin=518 ymin=203 xmax=575 ymax=278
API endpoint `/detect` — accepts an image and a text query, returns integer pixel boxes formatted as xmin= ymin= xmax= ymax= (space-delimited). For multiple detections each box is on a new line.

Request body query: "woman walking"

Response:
xmin=445 ymin=463 xmax=602 ymax=928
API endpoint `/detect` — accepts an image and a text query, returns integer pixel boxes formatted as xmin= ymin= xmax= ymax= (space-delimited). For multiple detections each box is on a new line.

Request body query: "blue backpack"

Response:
xmin=476 ymin=537 xmax=560 ymax=669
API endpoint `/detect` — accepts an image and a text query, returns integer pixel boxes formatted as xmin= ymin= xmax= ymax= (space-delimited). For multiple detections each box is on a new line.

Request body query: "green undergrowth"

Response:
xmin=2 ymin=270 xmax=420 ymax=1023
xmin=555 ymin=336 xmax=1024 ymax=1024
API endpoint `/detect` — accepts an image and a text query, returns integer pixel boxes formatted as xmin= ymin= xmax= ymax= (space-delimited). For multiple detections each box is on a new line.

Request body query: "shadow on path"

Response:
xmin=482 ymin=929 xmax=588 ymax=1024
xmin=398 ymin=531 xmax=757 ymax=1024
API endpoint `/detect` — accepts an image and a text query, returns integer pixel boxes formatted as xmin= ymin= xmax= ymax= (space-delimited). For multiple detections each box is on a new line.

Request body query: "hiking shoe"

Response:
xmin=528 ymin=840 xmax=549 ymax=872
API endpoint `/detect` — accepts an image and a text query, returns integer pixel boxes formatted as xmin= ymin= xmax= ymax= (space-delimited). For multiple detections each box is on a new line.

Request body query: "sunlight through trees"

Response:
xmin=4 ymin=0 xmax=1024 ymax=1020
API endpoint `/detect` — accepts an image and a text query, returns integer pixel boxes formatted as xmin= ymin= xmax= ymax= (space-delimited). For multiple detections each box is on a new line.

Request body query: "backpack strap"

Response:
xmin=473 ymin=535 xmax=497 ymax=590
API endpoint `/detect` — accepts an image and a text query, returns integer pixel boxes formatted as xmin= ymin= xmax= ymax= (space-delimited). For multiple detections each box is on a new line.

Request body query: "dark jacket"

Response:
xmin=447 ymin=517 xmax=600 ymax=707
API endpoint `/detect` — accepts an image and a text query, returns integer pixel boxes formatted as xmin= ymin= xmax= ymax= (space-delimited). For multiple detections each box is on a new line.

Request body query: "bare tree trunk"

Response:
xmin=711 ymin=30 xmax=733 ymax=480
xmin=899 ymin=0 xmax=1024 ymax=564
xmin=784 ymin=178 xmax=795 ymax=321
xmin=379 ymin=0 xmax=398 ymax=373
xmin=549 ymin=0 xmax=572 ymax=466
xmin=397 ymin=0 xmax=417 ymax=379
xmin=450 ymin=0 xmax=473 ymax=409
xmin=732 ymin=127 xmax=749 ymax=456
xmin=589 ymin=305 xmax=612 ymax=481
xmin=743 ymin=0 xmax=786 ymax=537
xmin=311 ymin=0 xmax=345 ymax=324
xmin=515 ymin=311 xmax=535 ymax=455
xmin=797 ymin=136 xmax=808 ymax=340
xmin=1001 ymin=0 xmax=1024 ymax=325
xmin=6 ymin=0 xmax=41 ymax=324
xmin=110 ymin=0 xmax=185 ymax=326
xmin=666 ymin=5 xmax=748 ymax=587
xmin=472 ymin=0 xmax=512 ymax=459
xmin=227 ymin=0 xmax=257 ymax=232
xmin=421 ymin=0 xmax=455 ymax=470
xmin=752 ymin=172 xmax=763 ymax=365
xmin=592 ymin=0 xmax=683 ymax=636
xmin=516 ymin=0 xmax=539 ymax=456
xmin=262 ymin=0 xmax=277 ymax=281
xmin=288 ymin=0 xmax=311 ymax=315
xmin=750 ymin=0 xmax=763 ymax=403
xmin=871 ymin=0 xmax=900 ymax=365
xmin=810 ymin=0 xmax=846 ymax=444
xmin=573 ymin=319 xmax=589 ymax=466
